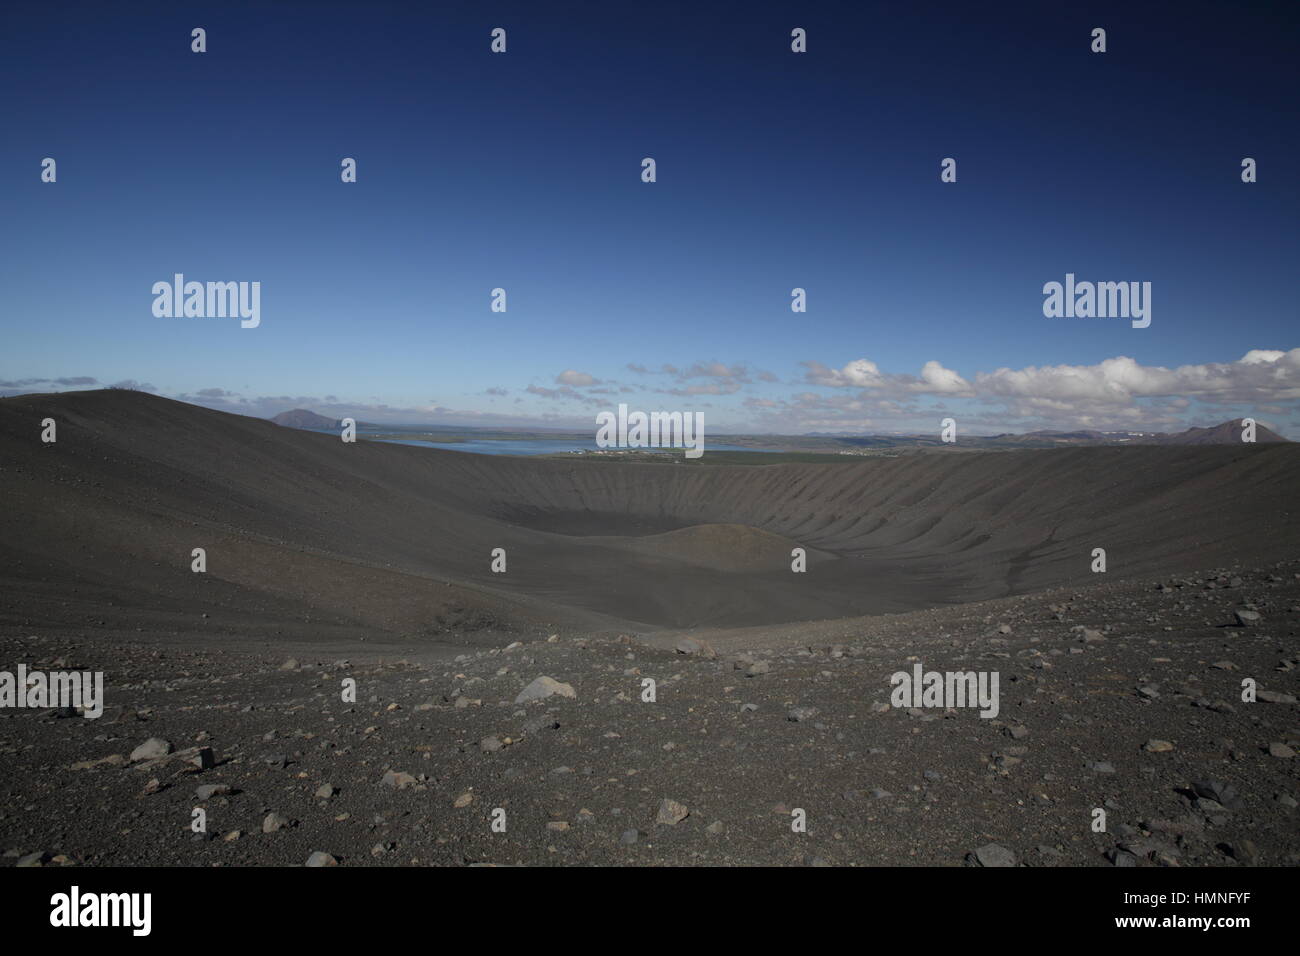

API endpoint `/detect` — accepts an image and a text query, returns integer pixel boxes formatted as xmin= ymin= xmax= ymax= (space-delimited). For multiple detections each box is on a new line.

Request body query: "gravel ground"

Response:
xmin=2 ymin=563 xmax=1295 ymax=867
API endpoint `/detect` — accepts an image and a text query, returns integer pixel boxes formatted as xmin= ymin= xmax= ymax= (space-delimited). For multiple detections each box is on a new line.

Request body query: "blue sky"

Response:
xmin=2 ymin=1 xmax=1297 ymax=434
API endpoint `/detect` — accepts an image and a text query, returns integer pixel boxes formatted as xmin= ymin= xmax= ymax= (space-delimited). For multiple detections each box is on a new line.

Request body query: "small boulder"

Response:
xmin=381 ymin=770 xmax=417 ymax=790
xmin=656 ymin=798 xmax=689 ymax=825
xmin=515 ymin=676 xmax=576 ymax=704
xmin=129 ymin=738 xmax=172 ymax=763
xmin=971 ymin=844 xmax=1016 ymax=867
xmin=262 ymin=812 xmax=294 ymax=834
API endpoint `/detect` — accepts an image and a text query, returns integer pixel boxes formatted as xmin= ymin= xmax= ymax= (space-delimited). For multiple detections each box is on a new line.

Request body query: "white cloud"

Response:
xmin=976 ymin=350 xmax=1300 ymax=405
xmin=803 ymin=358 xmax=885 ymax=388
xmin=918 ymin=360 xmax=971 ymax=394
xmin=803 ymin=358 xmax=971 ymax=395
xmin=556 ymin=369 xmax=601 ymax=387
xmin=800 ymin=350 xmax=1300 ymax=406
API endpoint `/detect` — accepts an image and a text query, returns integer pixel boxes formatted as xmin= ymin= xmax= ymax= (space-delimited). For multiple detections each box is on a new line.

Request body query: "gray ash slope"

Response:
xmin=0 ymin=389 xmax=1296 ymax=867
xmin=1 ymin=389 xmax=1297 ymax=639
xmin=0 ymin=565 xmax=1296 ymax=867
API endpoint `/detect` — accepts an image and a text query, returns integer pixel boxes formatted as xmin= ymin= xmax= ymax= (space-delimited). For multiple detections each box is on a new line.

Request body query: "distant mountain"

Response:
xmin=272 ymin=409 xmax=342 ymax=429
xmin=1152 ymin=419 xmax=1287 ymax=445
xmin=1019 ymin=429 xmax=1110 ymax=441
xmin=986 ymin=428 xmax=1155 ymax=446
xmin=809 ymin=419 xmax=1287 ymax=451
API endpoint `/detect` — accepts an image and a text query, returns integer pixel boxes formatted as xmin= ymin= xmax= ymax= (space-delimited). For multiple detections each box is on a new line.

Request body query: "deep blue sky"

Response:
xmin=2 ymin=1 xmax=1297 ymax=434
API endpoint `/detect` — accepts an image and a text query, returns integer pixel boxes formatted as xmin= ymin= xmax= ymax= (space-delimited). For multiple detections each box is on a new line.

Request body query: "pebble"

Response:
xmin=972 ymin=844 xmax=1016 ymax=867
xmin=381 ymin=770 xmax=417 ymax=789
xmin=1191 ymin=779 xmax=1239 ymax=807
xmin=262 ymin=812 xmax=294 ymax=834
xmin=656 ymin=798 xmax=689 ymax=825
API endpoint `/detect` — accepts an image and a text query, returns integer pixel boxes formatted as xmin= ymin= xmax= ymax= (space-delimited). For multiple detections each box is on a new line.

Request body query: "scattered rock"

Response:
xmin=129 ymin=738 xmax=172 ymax=763
xmin=971 ymin=844 xmax=1016 ymax=867
xmin=1192 ymin=779 xmax=1239 ymax=808
xmin=184 ymin=747 xmax=217 ymax=771
xmin=515 ymin=676 xmax=576 ymax=704
xmin=656 ymin=798 xmax=689 ymax=825
xmin=1257 ymin=689 xmax=1297 ymax=704
xmin=381 ymin=770 xmax=417 ymax=790
xmin=675 ymin=638 xmax=715 ymax=658
xmin=262 ymin=812 xmax=294 ymax=834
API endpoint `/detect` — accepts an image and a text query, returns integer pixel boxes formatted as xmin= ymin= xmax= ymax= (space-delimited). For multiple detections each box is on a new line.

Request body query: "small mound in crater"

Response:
xmin=495 ymin=508 xmax=692 ymax=537
xmin=617 ymin=523 xmax=816 ymax=573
